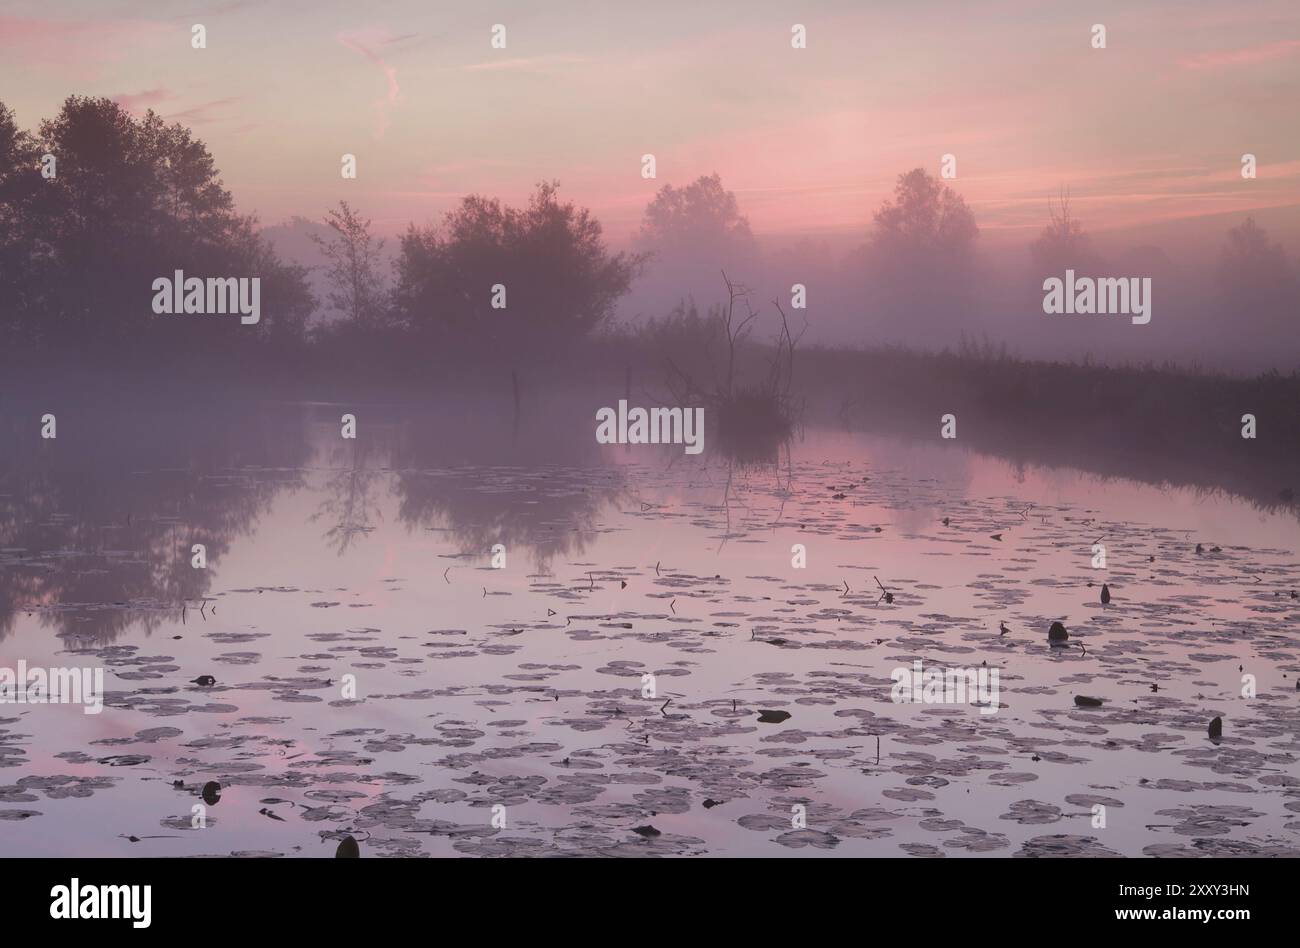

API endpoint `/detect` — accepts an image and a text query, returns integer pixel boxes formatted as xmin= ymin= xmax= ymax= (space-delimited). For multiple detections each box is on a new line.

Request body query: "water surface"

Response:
xmin=2 ymin=403 xmax=1298 ymax=857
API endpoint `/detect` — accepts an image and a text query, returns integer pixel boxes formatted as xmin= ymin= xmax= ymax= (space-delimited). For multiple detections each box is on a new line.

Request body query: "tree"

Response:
xmin=310 ymin=201 xmax=388 ymax=329
xmin=393 ymin=181 xmax=641 ymax=349
xmin=861 ymin=168 xmax=979 ymax=347
xmin=1217 ymin=217 xmax=1297 ymax=332
xmin=1030 ymin=188 xmax=1102 ymax=277
xmin=0 ymin=103 xmax=43 ymax=347
xmin=869 ymin=168 xmax=978 ymax=265
xmin=632 ymin=173 xmax=758 ymax=315
xmin=0 ymin=96 xmax=312 ymax=357
xmin=636 ymin=173 xmax=756 ymax=261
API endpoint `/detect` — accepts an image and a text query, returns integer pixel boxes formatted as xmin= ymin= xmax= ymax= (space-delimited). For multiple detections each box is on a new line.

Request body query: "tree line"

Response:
xmin=2 ymin=96 xmax=1295 ymax=371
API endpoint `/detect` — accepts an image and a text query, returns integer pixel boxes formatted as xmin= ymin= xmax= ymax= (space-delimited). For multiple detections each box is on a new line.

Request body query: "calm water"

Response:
xmin=1 ymin=399 xmax=1298 ymax=857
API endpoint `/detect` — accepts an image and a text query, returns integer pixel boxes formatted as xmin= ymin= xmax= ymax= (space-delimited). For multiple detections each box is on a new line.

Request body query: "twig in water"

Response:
xmin=874 ymin=576 xmax=894 ymax=604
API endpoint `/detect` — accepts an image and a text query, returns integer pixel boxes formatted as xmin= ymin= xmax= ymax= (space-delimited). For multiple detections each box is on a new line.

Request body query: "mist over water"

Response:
xmin=1 ymin=2 xmax=1298 ymax=871
xmin=2 ymin=397 xmax=1297 ymax=857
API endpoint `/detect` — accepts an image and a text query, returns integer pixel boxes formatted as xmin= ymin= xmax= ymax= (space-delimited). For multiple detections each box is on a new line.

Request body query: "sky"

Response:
xmin=1 ymin=0 xmax=1298 ymax=248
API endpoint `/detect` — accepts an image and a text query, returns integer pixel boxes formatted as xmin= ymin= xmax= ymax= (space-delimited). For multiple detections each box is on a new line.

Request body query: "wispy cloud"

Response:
xmin=0 ymin=15 xmax=171 ymax=78
xmin=111 ymin=88 xmax=174 ymax=113
xmin=338 ymin=31 xmax=401 ymax=138
xmin=167 ymin=96 xmax=242 ymax=125
xmin=1179 ymin=39 xmax=1300 ymax=70
xmin=463 ymin=55 xmax=589 ymax=73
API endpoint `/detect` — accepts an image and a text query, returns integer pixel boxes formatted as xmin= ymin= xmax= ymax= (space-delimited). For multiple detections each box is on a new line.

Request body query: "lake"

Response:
xmin=1 ymin=397 xmax=1297 ymax=857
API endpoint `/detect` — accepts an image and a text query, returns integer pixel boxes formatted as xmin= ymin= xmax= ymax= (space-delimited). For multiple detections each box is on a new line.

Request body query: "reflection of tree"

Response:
xmin=715 ymin=437 xmax=795 ymax=553
xmin=394 ymin=467 xmax=627 ymax=573
xmin=312 ymin=438 xmax=386 ymax=554
xmin=379 ymin=405 xmax=626 ymax=571
xmin=0 ymin=402 xmax=309 ymax=643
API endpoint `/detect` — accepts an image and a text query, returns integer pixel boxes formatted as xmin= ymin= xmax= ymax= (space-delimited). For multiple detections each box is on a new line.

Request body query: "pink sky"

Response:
xmin=1 ymin=0 xmax=1298 ymax=246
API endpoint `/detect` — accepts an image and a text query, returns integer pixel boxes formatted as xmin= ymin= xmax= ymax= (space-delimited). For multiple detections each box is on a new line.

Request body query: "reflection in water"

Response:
xmin=0 ymin=395 xmax=1297 ymax=858
xmin=0 ymin=405 xmax=310 ymax=643
xmin=395 ymin=466 xmax=628 ymax=574
xmin=390 ymin=409 xmax=630 ymax=572
xmin=313 ymin=434 xmax=386 ymax=555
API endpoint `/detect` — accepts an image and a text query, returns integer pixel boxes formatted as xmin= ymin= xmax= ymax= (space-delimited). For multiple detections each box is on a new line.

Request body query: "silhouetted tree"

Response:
xmin=862 ymin=168 xmax=979 ymax=346
xmin=392 ymin=181 xmax=641 ymax=350
xmin=0 ymin=96 xmax=312 ymax=360
xmin=870 ymin=168 xmax=978 ymax=264
xmin=1217 ymin=217 xmax=1298 ymax=342
xmin=631 ymin=173 xmax=758 ymax=316
xmin=1030 ymin=188 xmax=1103 ymax=276
xmin=0 ymin=103 xmax=45 ymax=348
xmin=310 ymin=201 xmax=389 ymax=330
xmin=637 ymin=173 xmax=756 ymax=261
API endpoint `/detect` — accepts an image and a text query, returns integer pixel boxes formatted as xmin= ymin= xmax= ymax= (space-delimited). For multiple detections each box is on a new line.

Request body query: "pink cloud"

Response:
xmin=111 ymin=88 xmax=175 ymax=113
xmin=0 ymin=15 xmax=171 ymax=78
xmin=464 ymin=55 xmax=588 ymax=73
xmin=1179 ymin=39 xmax=1300 ymax=70
xmin=166 ymin=96 xmax=241 ymax=125
xmin=338 ymin=32 xmax=400 ymax=139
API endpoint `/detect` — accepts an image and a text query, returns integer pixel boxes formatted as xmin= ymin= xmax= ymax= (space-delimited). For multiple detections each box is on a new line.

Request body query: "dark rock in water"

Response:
xmin=1074 ymin=696 xmax=1104 ymax=707
xmin=632 ymin=825 xmax=661 ymax=838
xmin=757 ymin=709 xmax=792 ymax=724
xmin=1100 ymin=583 xmax=1111 ymax=605
xmin=702 ymin=798 xmax=723 ymax=809
xmin=190 ymin=675 xmax=216 ymax=687
xmin=1208 ymin=716 xmax=1223 ymax=739
xmin=201 ymin=781 xmax=221 ymax=806
xmin=1048 ymin=621 xmax=1069 ymax=642
xmin=335 ymin=835 xmax=360 ymax=858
